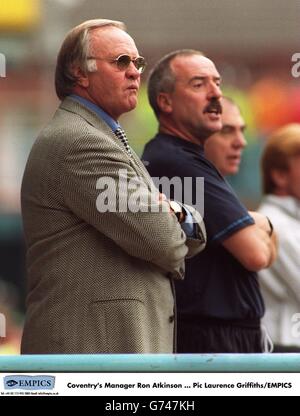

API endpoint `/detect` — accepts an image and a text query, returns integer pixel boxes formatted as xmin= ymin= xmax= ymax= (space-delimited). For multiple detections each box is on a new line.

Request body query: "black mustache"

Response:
xmin=204 ymin=99 xmax=222 ymax=114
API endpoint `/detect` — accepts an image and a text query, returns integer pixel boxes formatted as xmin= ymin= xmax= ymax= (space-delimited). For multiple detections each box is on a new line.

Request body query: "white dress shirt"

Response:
xmin=259 ymin=195 xmax=300 ymax=346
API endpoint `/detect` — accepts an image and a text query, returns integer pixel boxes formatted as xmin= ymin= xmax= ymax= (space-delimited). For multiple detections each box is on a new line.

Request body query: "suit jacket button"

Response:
xmin=169 ymin=315 xmax=175 ymax=323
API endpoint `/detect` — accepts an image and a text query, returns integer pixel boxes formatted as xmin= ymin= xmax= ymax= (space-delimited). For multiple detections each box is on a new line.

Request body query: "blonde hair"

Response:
xmin=55 ymin=19 xmax=126 ymax=100
xmin=262 ymin=123 xmax=300 ymax=193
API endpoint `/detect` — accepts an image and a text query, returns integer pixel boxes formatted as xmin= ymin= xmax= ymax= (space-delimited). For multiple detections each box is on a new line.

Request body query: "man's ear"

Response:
xmin=270 ymin=169 xmax=288 ymax=190
xmin=157 ymin=92 xmax=173 ymax=114
xmin=72 ymin=65 xmax=89 ymax=88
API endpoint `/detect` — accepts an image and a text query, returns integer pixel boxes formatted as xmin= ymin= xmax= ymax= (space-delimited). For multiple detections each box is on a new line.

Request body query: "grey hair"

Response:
xmin=221 ymin=96 xmax=239 ymax=109
xmin=55 ymin=19 xmax=126 ymax=100
xmin=147 ymin=49 xmax=204 ymax=118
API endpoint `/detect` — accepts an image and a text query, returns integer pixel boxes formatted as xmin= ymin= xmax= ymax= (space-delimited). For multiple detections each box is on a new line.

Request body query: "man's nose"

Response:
xmin=126 ymin=62 xmax=141 ymax=79
xmin=207 ymin=82 xmax=222 ymax=99
xmin=233 ymin=131 xmax=247 ymax=148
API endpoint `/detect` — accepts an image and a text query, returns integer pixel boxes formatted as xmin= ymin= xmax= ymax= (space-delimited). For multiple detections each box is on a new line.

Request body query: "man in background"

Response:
xmin=204 ymin=97 xmax=247 ymax=176
xmin=259 ymin=124 xmax=300 ymax=352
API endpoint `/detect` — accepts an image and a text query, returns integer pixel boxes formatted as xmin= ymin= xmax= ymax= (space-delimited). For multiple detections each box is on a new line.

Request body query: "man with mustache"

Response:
xmin=20 ymin=23 xmax=206 ymax=354
xmin=142 ymin=50 xmax=277 ymax=352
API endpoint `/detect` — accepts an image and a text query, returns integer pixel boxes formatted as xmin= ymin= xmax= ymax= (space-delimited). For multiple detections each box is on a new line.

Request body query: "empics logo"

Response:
xmin=4 ymin=375 xmax=55 ymax=390
xmin=0 ymin=53 xmax=6 ymax=78
xmin=6 ymin=380 xmax=18 ymax=387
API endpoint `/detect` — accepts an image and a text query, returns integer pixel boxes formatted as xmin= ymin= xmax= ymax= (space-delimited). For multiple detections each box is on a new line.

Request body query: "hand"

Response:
xmin=158 ymin=192 xmax=168 ymax=203
xmin=249 ymin=211 xmax=278 ymax=266
xmin=159 ymin=193 xmax=185 ymax=223
xmin=249 ymin=211 xmax=272 ymax=235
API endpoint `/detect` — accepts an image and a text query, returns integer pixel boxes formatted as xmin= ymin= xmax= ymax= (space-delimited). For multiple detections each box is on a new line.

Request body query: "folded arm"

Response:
xmin=222 ymin=211 xmax=278 ymax=272
xmin=61 ymin=133 xmax=205 ymax=276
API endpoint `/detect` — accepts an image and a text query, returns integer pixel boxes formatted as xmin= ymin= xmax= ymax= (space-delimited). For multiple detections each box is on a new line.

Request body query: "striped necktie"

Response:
xmin=114 ymin=127 xmax=132 ymax=156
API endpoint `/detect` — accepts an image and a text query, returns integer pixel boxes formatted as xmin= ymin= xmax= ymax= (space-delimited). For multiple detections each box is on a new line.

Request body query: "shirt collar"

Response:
xmin=263 ymin=194 xmax=300 ymax=220
xmin=69 ymin=94 xmax=120 ymax=132
xmin=156 ymin=133 xmax=204 ymax=153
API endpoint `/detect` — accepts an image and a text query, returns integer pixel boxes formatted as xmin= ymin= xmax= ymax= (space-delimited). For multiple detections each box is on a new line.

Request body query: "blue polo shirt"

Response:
xmin=142 ymin=133 xmax=265 ymax=322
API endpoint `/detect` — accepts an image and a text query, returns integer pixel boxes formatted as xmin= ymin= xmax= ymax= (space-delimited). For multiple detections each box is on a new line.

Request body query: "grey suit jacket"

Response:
xmin=21 ymin=97 xmax=206 ymax=353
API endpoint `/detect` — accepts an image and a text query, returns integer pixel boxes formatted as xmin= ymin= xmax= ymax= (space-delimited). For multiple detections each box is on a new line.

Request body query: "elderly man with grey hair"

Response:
xmin=21 ymin=20 xmax=205 ymax=354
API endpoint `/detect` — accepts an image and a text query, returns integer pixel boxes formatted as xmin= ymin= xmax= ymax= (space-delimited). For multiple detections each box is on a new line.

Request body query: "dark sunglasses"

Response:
xmin=88 ymin=54 xmax=146 ymax=74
